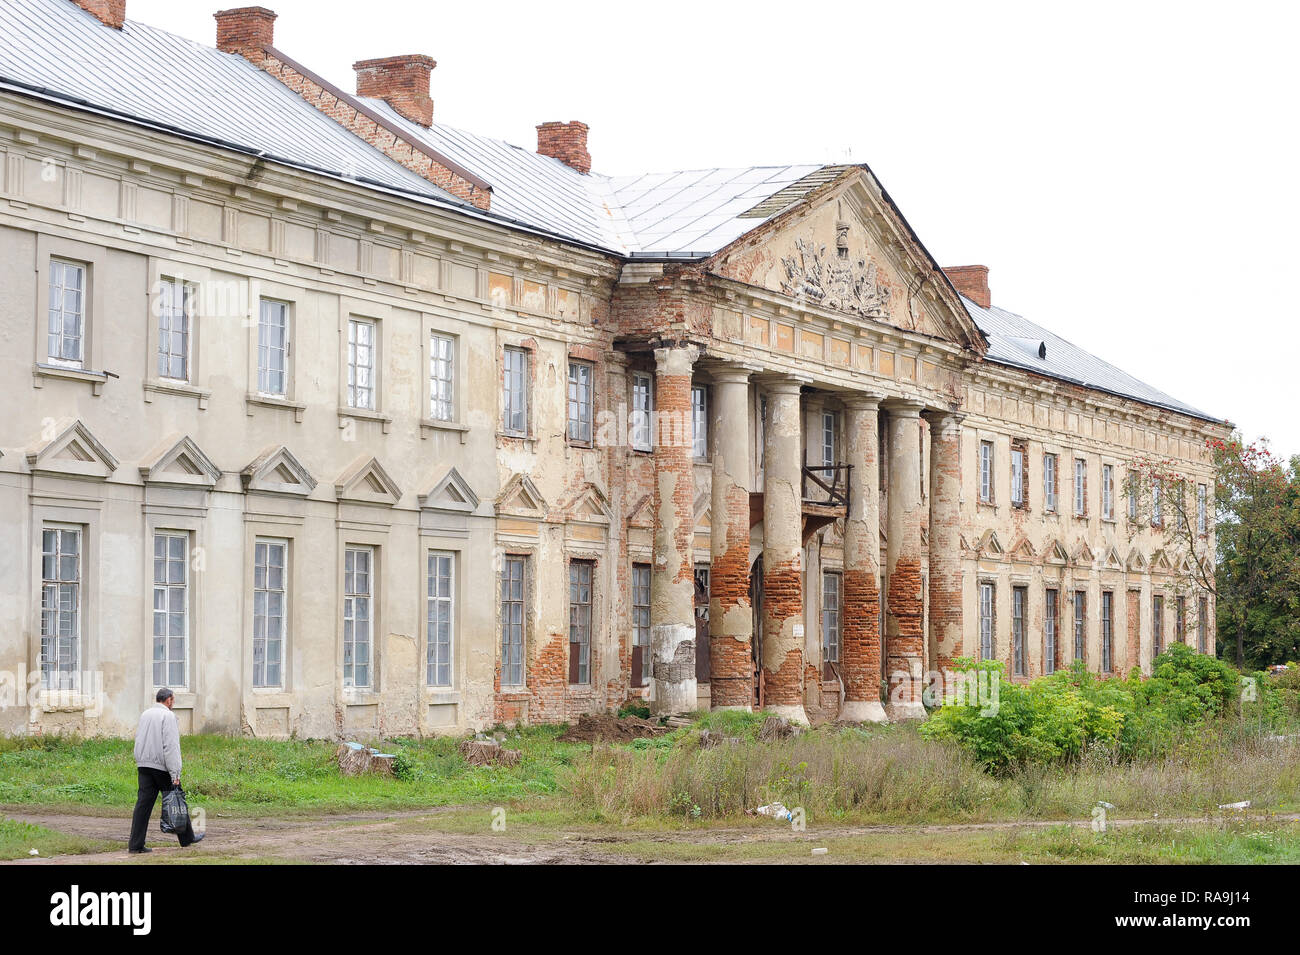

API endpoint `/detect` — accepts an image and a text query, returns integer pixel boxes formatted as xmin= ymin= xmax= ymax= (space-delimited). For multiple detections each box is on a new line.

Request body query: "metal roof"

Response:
xmin=964 ymin=295 xmax=1219 ymax=422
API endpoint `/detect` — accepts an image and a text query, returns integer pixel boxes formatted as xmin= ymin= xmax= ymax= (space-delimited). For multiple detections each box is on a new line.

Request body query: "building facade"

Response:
xmin=0 ymin=0 xmax=1229 ymax=738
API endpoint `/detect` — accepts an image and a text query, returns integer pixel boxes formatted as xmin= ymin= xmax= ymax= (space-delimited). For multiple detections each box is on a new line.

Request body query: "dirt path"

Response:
xmin=5 ymin=807 xmax=1295 ymax=865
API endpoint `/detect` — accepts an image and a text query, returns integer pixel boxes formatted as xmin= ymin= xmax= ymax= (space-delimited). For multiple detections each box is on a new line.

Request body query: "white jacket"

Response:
xmin=134 ymin=702 xmax=182 ymax=779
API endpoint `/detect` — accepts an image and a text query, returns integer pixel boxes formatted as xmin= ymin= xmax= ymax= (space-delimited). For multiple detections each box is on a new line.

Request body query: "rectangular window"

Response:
xmin=632 ymin=563 xmax=651 ymax=685
xmin=1197 ymin=484 xmax=1208 ymax=535
xmin=1044 ymin=587 xmax=1058 ymax=674
xmin=1128 ymin=470 xmax=1139 ymax=521
xmin=1102 ymin=464 xmax=1114 ymax=520
xmin=1198 ymin=597 xmax=1208 ymax=653
xmin=157 ymin=279 xmax=191 ymax=382
xmin=1152 ymin=479 xmax=1163 ymax=526
xmin=691 ymin=385 xmax=708 ymax=459
xmin=427 ymin=551 xmax=453 ymax=687
xmin=429 ymin=333 xmax=455 ymax=421
xmin=40 ymin=526 xmax=81 ymax=690
xmin=1011 ymin=445 xmax=1025 ymax=508
xmin=501 ymin=556 xmax=525 ymax=685
xmin=568 ymin=560 xmax=593 ymax=684
xmin=1153 ymin=595 xmax=1165 ymax=657
xmin=631 ymin=373 xmax=653 ymax=452
xmin=979 ymin=441 xmax=993 ymax=503
xmin=821 ymin=412 xmax=838 ymax=469
xmin=1012 ymin=585 xmax=1026 ymax=676
xmin=257 ymin=299 xmax=289 ymax=396
xmin=822 ymin=571 xmax=841 ymax=666
xmin=1073 ymin=591 xmax=1086 ymax=662
xmin=1043 ymin=453 xmax=1057 ymax=512
xmin=1101 ymin=591 xmax=1113 ymax=673
xmin=347 ymin=318 xmax=376 ymax=410
xmin=47 ymin=259 xmax=86 ymax=367
xmin=152 ymin=532 xmax=188 ymax=689
xmin=979 ymin=582 xmax=994 ymax=660
xmin=1074 ymin=459 xmax=1087 ymax=516
xmin=567 ymin=361 xmax=593 ymax=444
xmin=1176 ymin=596 xmax=1186 ymax=644
xmin=503 ymin=347 xmax=529 ymax=435
xmin=343 ymin=546 xmax=372 ymax=688
xmin=252 ymin=538 xmax=286 ymax=688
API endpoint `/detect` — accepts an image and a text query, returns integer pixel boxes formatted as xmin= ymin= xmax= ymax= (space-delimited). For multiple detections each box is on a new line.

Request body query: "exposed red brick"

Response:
xmin=841 ymin=568 xmax=880 ymax=702
xmin=761 ymin=560 xmax=803 ymax=707
xmin=214 ymin=6 xmax=276 ymax=56
xmin=355 ymin=55 xmax=436 ymax=128
xmin=887 ymin=555 xmax=924 ymax=653
xmin=708 ymin=484 xmax=752 ymax=707
xmin=536 ymin=121 xmax=591 ymax=174
xmin=942 ymin=265 xmax=990 ymax=309
xmin=71 ymin=0 xmax=125 ymax=28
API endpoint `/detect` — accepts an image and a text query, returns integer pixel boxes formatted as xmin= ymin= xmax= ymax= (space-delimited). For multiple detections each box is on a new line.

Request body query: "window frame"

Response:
xmin=429 ymin=332 xmax=456 ymax=422
xmin=1044 ymin=587 xmax=1058 ymax=674
xmin=979 ymin=440 xmax=994 ymax=504
xmin=632 ymin=562 xmax=652 ymax=686
xmin=343 ymin=545 xmax=374 ymax=689
xmin=1197 ymin=484 xmax=1208 ymax=536
xmin=252 ymin=537 xmax=288 ymax=689
xmin=568 ymin=559 xmax=594 ymax=685
xmin=40 ymin=524 xmax=82 ymax=691
xmin=502 ymin=346 xmax=530 ymax=437
xmin=500 ymin=555 xmax=527 ymax=686
xmin=1012 ymin=584 xmax=1027 ymax=676
xmin=821 ymin=411 xmax=839 ymax=469
xmin=978 ymin=581 xmax=995 ymax=660
xmin=1101 ymin=591 xmax=1113 ymax=673
xmin=1073 ymin=590 xmax=1086 ymax=663
xmin=630 ymin=372 xmax=654 ymax=452
xmin=1011 ymin=443 xmax=1026 ymax=509
xmin=1074 ymin=458 xmax=1087 ymax=517
xmin=1197 ymin=596 xmax=1208 ymax=653
xmin=426 ymin=550 xmax=454 ymax=688
xmin=821 ymin=570 xmax=842 ymax=666
xmin=691 ymin=384 xmax=709 ymax=460
xmin=1102 ymin=464 xmax=1114 ymax=521
xmin=156 ymin=277 xmax=193 ymax=383
xmin=151 ymin=531 xmax=190 ymax=690
xmin=46 ymin=258 xmax=87 ymax=369
xmin=346 ymin=317 xmax=378 ymax=411
xmin=257 ymin=297 xmax=291 ymax=398
xmin=567 ymin=359 xmax=594 ymax=446
xmin=1153 ymin=594 xmax=1165 ymax=657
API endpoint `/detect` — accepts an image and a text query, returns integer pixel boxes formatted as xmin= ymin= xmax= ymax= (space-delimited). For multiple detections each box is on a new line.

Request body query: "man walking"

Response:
xmin=128 ymin=687 xmax=203 ymax=853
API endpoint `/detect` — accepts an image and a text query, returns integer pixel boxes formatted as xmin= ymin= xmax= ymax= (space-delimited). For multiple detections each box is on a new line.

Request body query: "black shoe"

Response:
xmin=128 ymin=847 xmax=152 ymax=854
xmin=187 ymin=832 xmax=205 ymax=845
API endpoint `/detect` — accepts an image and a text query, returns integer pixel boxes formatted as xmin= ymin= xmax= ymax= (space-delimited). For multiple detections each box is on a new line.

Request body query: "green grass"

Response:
xmin=0 ymin=817 xmax=116 ymax=860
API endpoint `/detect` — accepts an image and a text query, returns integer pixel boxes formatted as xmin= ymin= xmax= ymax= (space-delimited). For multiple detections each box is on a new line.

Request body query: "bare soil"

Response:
xmin=556 ymin=714 xmax=666 ymax=743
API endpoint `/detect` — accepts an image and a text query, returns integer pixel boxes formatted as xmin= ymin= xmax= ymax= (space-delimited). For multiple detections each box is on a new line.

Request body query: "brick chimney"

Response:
xmin=943 ymin=265 xmax=991 ymax=309
xmin=354 ymin=55 xmax=436 ymax=128
xmin=71 ymin=0 xmax=126 ymax=28
xmin=536 ymin=121 xmax=591 ymax=174
xmin=215 ymin=6 xmax=277 ymax=59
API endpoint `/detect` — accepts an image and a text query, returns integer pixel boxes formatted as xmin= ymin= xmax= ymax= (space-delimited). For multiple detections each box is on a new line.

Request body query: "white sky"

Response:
xmin=131 ymin=0 xmax=1300 ymax=456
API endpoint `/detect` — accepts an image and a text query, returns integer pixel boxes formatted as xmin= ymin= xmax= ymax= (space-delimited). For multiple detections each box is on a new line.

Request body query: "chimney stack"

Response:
xmin=943 ymin=265 xmax=991 ymax=309
xmin=354 ymin=55 xmax=437 ymax=128
xmin=215 ymin=6 xmax=277 ymax=59
xmin=536 ymin=121 xmax=591 ymax=174
xmin=71 ymin=0 xmax=126 ymax=29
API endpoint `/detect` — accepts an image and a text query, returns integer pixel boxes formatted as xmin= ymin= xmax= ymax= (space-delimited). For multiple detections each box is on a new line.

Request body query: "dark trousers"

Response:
xmin=128 ymin=767 xmax=194 ymax=850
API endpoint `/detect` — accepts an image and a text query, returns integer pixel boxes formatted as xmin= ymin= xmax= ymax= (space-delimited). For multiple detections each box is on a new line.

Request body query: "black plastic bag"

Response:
xmin=160 ymin=786 xmax=190 ymax=834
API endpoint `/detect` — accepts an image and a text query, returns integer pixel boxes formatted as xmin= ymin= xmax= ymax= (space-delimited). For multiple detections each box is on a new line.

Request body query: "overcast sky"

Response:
xmin=131 ymin=0 xmax=1300 ymax=457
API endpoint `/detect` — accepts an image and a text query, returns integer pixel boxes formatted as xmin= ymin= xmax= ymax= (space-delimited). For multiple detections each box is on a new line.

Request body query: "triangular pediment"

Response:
xmin=419 ymin=466 xmax=480 ymax=514
xmin=1104 ymin=546 xmax=1124 ymax=569
xmin=1152 ymin=548 xmax=1173 ymax=571
xmin=1072 ymin=540 xmax=1096 ymax=566
xmin=1127 ymin=548 xmax=1149 ymax=572
xmin=566 ymin=481 xmax=613 ymax=524
xmin=242 ymin=446 xmax=316 ymax=497
xmin=1045 ymin=539 xmax=1070 ymax=565
xmin=708 ymin=168 xmax=985 ymax=351
xmin=1009 ymin=535 xmax=1036 ymax=562
xmin=139 ymin=434 xmax=221 ymax=488
xmin=627 ymin=494 xmax=654 ymax=529
xmin=335 ymin=456 xmax=402 ymax=506
xmin=694 ymin=491 xmax=711 ymax=531
xmin=977 ymin=529 xmax=1004 ymax=556
xmin=26 ymin=420 xmax=118 ymax=479
xmin=497 ymin=472 xmax=547 ymax=518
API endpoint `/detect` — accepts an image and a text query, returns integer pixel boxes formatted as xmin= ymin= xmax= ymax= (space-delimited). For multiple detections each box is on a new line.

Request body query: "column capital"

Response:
xmin=842 ymin=391 xmax=886 ymax=412
xmin=922 ymin=408 xmax=966 ymax=434
xmin=699 ymin=361 xmax=758 ymax=386
xmin=652 ymin=343 xmax=699 ymax=376
xmin=755 ymin=374 xmax=807 ymax=397
xmin=881 ymin=397 xmax=926 ymax=417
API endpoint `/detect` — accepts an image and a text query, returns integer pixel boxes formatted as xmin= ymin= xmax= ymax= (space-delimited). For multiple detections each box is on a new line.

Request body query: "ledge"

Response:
xmin=420 ymin=418 xmax=470 ymax=443
xmin=33 ymin=362 xmax=107 ymax=395
xmin=143 ymin=378 xmax=211 ymax=409
xmin=338 ymin=406 xmax=393 ymax=434
xmin=426 ymin=690 xmax=461 ymax=705
xmin=496 ymin=432 xmax=538 ymax=452
xmin=246 ymin=393 xmax=306 ymax=422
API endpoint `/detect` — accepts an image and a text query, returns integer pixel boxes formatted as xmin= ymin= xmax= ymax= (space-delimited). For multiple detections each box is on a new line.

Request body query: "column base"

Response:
xmin=650 ymin=622 xmax=697 ymax=717
xmin=763 ymin=703 xmax=809 ymax=726
xmin=711 ymin=704 xmax=753 ymax=713
xmin=885 ymin=701 xmax=928 ymax=721
xmin=838 ymin=700 xmax=888 ymax=724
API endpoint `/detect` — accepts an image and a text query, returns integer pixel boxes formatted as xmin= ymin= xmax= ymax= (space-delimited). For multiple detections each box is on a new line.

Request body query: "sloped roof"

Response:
xmin=964 ymin=296 xmax=1218 ymax=422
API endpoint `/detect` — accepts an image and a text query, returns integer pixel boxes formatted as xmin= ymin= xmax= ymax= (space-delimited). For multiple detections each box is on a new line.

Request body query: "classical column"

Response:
xmin=760 ymin=378 xmax=808 ymax=724
xmin=840 ymin=394 xmax=886 ymax=722
xmin=649 ymin=344 xmax=699 ymax=715
xmin=708 ymin=367 xmax=754 ymax=709
xmin=883 ymin=399 xmax=926 ymax=720
xmin=924 ymin=410 xmax=964 ymax=685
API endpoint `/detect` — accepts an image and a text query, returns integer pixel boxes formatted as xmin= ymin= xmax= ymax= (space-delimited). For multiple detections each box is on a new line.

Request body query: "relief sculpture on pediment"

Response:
xmin=779 ymin=233 xmax=893 ymax=321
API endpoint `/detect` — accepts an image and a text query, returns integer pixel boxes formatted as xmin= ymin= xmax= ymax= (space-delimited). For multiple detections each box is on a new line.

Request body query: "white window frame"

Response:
xmin=1074 ymin=458 xmax=1087 ymax=516
xmin=978 ymin=581 xmax=994 ymax=660
xmin=1102 ymin=464 xmax=1114 ymax=520
xmin=40 ymin=524 xmax=82 ymax=691
xmin=979 ymin=441 xmax=993 ymax=504
xmin=1044 ymin=587 xmax=1058 ymax=674
xmin=156 ymin=278 xmax=192 ymax=383
xmin=1153 ymin=594 xmax=1165 ymax=656
xmin=1152 ymin=478 xmax=1163 ymax=527
xmin=427 ymin=551 xmax=454 ymax=687
xmin=429 ymin=332 xmax=455 ymax=422
xmin=1073 ymin=591 xmax=1086 ymax=662
xmin=47 ymin=259 xmax=87 ymax=368
xmin=632 ymin=562 xmax=651 ymax=684
xmin=502 ymin=346 xmax=529 ymax=436
xmin=343 ymin=545 xmax=374 ymax=689
xmin=1011 ymin=445 xmax=1025 ymax=508
xmin=1012 ymin=585 xmax=1026 ymax=676
xmin=567 ymin=360 xmax=594 ymax=445
xmin=252 ymin=537 xmax=287 ymax=689
xmin=346 ymin=318 xmax=377 ymax=410
xmin=1101 ymin=591 xmax=1113 ymax=673
xmin=1043 ymin=453 xmax=1057 ymax=512
xmin=821 ymin=411 xmax=838 ymax=469
xmin=691 ymin=385 xmax=709 ymax=459
xmin=1197 ymin=484 xmax=1208 ymax=535
xmin=501 ymin=555 xmax=526 ymax=686
xmin=152 ymin=532 xmax=190 ymax=689
xmin=631 ymin=373 xmax=653 ymax=452
xmin=821 ymin=570 xmax=841 ymax=665
xmin=568 ymin=559 xmax=594 ymax=684
xmin=1128 ymin=470 xmax=1139 ymax=521
xmin=257 ymin=299 xmax=290 ymax=397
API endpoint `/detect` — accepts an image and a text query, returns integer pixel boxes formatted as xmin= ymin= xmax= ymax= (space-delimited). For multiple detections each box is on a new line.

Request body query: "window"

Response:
xmin=1197 ymin=484 xmax=1208 ymax=535
xmin=632 ymin=563 xmax=651 ymax=685
xmin=1044 ymin=588 xmax=1058 ymax=674
xmin=1153 ymin=595 xmax=1164 ymax=657
xmin=1128 ymin=470 xmax=1139 ymax=521
xmin=47 ymin=260 xmax=86 ymax=367
xmin=502 ymin=347 xmax=529 ymax=435
xmin=1102 ymin=464 xmax=1114 ymax=520
xmin=427 ymin=552 xmax=453 ymax=687
xmin=152 ymin=533 xmax=188 ymax=688
xmin=979 ymin=441 xmax=994 ymax=503
xmin=429 ymin=333 xmax=455 ymax=421
xmin=821 ymin=412 xmax=838 ymax=468
xmin=691 ymin=385 xmax=708 ymax=459
xmin=1043 ymin=453 xmax=1057 ymax=512
xmin=157 ymin=279 xmax=191 ymax=382
xmin=501 ymin=556 xmax=525 ymax=685
xmin=343 ymin=546 xmax=372 ymax=688
xmin=1011 ymin=445 xmax=1025 ymax=508
xmin=1176 ymin=595 xmax=1186 ymax=645
xmin=257 ymin=299 xmax=289 ymax=396
xmin=1101 ymin=591 xmax=1113 ymax=673
xmin=631 ymin=373 xmax=653 ymax=452
xmin=1012 ymin=585 xmax=1026 ymax=676
xmin=253 ymin=539 xmax=286 ymax=688
xmin=1073 ymin=591 xmax=1086 ymax=662
xmin=346 ymin=318 xmax=376 ymax=410
xmin=568 ymin=560 xmax=593 ymax=684
xmin=822 ymin=571 xmax=841 ymax=666
xmin=567 ymin=360 xmax=593 ymax=444
xmin=1198 ymin=597 xmax=1208 ymax=653
xmin=40 ymin=526 xmax=81 ymax=690
xmin=1074 ymin=459 xmax=1087 ymax=516
xmin=1152 ymin=479 xmax=1163 ymax=526
xmin=979 ymin=582 xmax=994 ymax=660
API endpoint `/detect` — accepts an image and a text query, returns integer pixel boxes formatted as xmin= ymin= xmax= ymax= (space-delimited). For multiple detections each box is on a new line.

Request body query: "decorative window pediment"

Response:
xmin=242 ymin=446 xmax=317 ymax=497
xmin=627 ymin=494 xmax=653 ymax=530
xmin=1104 ymin=545 xmax=1124 ymax=569
xmin=335 ymin=456 xmax=402 ymax=506
xmin=1127 ymin=548 xmax=1149 ymax=572
xmin=1009 ymin=535 xmax=1036 ymax=561
xmin=566 ymin=481 xmax=612 ymax=525
xmin=977 ymin=528 xmax=1004 ymax=556
xmin=138 ymin=434 xmax=220 ymax=488
xmin=419 ymin=466 xmax=480 ymax=514
xmin=1045 ymin=539 xmax=1070 ymax=565
xmin=26 ymin=419 xmax=118 ymax=479
xmin=496 ymin=472 xmax=548 ymax=519
xmin=1072 ymin=540 xmax=1096 ymax=566
xmin=1152 ymin=548 xmax=1173 ymax=571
